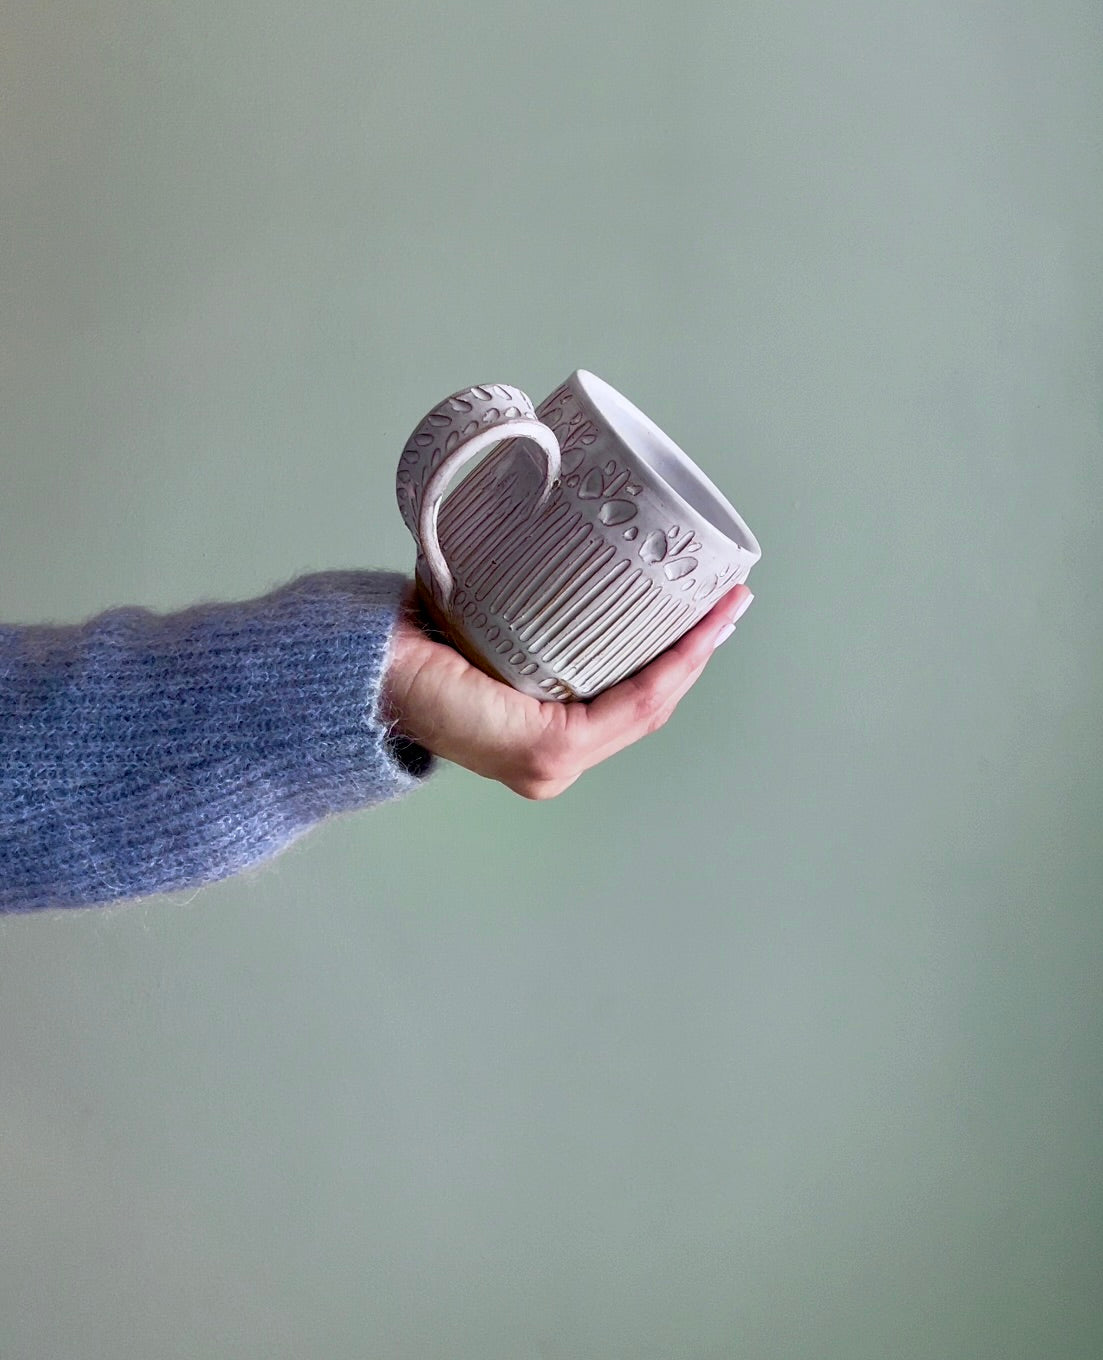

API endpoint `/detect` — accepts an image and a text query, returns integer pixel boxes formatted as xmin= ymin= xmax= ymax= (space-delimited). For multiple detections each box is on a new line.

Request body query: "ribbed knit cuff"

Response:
xmin=0 ymin=570 xmax=436 ymax=910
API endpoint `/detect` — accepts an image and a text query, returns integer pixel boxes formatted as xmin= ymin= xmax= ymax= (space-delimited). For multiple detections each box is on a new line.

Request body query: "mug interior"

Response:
xmin=574 ymin=370 xmax=760 ymax=557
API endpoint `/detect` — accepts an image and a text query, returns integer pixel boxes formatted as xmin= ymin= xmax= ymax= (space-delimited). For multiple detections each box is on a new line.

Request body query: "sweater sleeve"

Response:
xmin=0 ymin=570 xmax=436 ymax=912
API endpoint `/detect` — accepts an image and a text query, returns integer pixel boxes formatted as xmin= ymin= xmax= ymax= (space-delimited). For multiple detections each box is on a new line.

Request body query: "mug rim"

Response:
xmin=571 ymin=369 xmax=762 ymax=563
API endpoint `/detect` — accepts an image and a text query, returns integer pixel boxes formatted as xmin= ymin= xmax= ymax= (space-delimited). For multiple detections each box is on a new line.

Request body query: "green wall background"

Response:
xmin=2 ymin=2 xmax=1101 ymax=1356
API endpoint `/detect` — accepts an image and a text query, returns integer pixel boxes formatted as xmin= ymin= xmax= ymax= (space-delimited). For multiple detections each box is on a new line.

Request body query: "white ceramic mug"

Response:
xmin=396 ymin=370 xmax=761 ymax=700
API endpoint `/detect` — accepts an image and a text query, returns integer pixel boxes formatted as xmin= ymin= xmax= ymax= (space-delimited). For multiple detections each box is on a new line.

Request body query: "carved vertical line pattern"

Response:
xmin=647 ymin=603 xmax=697 ymax=661
xmin=442 ymin=491 xmax=506 ymax=568
xmin=522 ymin=548 xmax=621 ymax=650
xmin=477 ymin=497 xmax=567 ymax=606
xmin=501 ymin=527 xmax=594 ymax=624
xmin=489 ymin=516 xmax=579 ymax=620
xmin=610 ymin=599 xmax=696 ymax=690
xmin=490 ymin=505 xmax=583 ymax=618
xmin=631 ymin=595 xmax=690 ymax=663
xmin=515 ymin=542 xmax=617 ymax=642
xmin=614 ymin=599 xmax=691 ymax=681
xmin=582 ymin=582 xmax=665 ymax=684
xmin=538 ymin=562 xmax=637 ymax=666
xmin=486 ymin=504 xmax=578 ymax=613
xmin=440 ymin=467 xmax=504 ymax=544
xmin=511 ymin=538 xmax=605 ymax=630
xmin=459 ymin=500 xmax=529 ymax=587
xmin=611 ymin=596 xmax=668 ymax=672
xmin=571 ymin=621 xmax=646 ymax=693
xmin=510 ymin=538 xmax=601 ymax=633
xmin=513 ymin=537 xmax=612 ymax=628
xmin=519 ymin=550 xmax=625 ymax=650
xmin=611 ymin=610 xmax=682 ymax=685
xmin=562 ymin=579 xmax=655 ymax=680
xmin=547 ymin=566 xmax=644 ymax=668
xmin=446 ymin=489 xmax=520 ymax=582
xmin=578 ymin=574 xmax=651 ymax=654
xmin=434 ymin=435 xmax=515 ymax=527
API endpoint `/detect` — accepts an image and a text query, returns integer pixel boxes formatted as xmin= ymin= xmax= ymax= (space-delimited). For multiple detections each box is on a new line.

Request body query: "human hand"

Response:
xmin=381 ymin=582 xmax=754 ymax=800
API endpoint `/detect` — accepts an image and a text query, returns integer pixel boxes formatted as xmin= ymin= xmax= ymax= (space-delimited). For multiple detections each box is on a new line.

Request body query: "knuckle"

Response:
xmin=632 ymin=683 xmax=671 ymax=724
xmin=646 ymin=694 xmax=681 ymax=736
xmin=633 ymin=688 xmax=669 ymax=732
xmin=645 ymin=707 xmax=672 ymax=736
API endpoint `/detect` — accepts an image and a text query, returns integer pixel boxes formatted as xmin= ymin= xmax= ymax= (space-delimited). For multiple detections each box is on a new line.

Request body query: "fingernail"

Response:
xmin=712 ymin=622 xmax=736 ymax=650
xmin=731 ymin=590 xmax=754 ymax=625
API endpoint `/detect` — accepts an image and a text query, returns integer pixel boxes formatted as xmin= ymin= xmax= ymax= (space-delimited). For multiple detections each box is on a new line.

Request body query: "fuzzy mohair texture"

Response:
xmin=0 ymin=571 xmax=435 ymax=911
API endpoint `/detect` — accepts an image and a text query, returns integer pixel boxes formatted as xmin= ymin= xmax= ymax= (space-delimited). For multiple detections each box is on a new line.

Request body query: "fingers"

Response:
xmin=564 ymin=584 xmax=754 ymax=764
xmin=388 ymin=573 xmax=754 ymax=801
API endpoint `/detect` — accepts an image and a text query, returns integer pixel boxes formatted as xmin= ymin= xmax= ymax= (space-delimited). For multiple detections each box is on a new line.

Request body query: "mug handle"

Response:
xmin=398 ymin=384 xmax=561 ymax=609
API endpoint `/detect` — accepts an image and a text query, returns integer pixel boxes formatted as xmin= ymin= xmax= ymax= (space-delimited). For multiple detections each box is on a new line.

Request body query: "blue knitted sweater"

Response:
xmin=0 ymin=571 xmax=436 ymax=912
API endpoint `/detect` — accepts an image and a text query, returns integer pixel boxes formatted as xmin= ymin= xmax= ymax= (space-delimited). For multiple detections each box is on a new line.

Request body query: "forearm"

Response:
xmin=0 ymin=570 xmax=435 ymax=912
